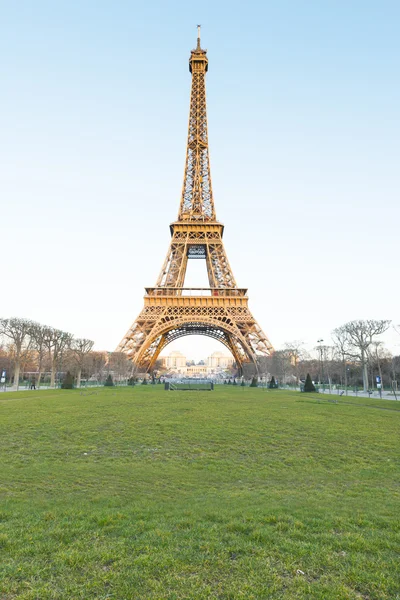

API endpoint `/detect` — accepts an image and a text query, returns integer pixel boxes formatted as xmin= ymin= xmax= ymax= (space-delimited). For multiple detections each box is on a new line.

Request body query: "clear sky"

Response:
xmin=1 ymin=0 xmax=399 ymax=360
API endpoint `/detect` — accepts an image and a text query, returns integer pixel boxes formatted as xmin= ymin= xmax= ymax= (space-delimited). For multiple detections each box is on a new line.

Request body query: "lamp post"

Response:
xmin=317 ymin=339 xmax=324 ymax=391
xmin=107 ymin=351 xmax=112 ymax=384
xmin=58 ymin=349 xmax=63 ymax=389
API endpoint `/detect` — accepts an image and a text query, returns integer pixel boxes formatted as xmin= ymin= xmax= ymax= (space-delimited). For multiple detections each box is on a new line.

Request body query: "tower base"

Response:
xmin=117 ymin=288 xmax=273 ymax=373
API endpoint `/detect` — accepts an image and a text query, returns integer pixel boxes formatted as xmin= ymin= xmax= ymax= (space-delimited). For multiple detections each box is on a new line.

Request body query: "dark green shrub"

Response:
xmin=104 ymin=374 xmax=114 ymax=387
xmin=241 ymin=380 xmax=245 ymax=387
xmin=233 ymin=379 xmax=237 ymax=386
xmin=269 ymin=376 xmax=277 ymax=389
xmin=61 ymin=371 xmax=74 ymax=389
xmin=142 ymin=378 xmax=148 ymax=385
xmin=250 ymin=377 xmax=258 ymax=388
xmin=304 ymin=373 xmax=316 ymax=392
xmin=127 ymin=377 xmax=135 ymax=386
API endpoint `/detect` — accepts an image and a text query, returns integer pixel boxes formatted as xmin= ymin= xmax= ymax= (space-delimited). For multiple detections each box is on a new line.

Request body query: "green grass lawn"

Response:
xmin=0 ymin=386 xmax=399 ymax=599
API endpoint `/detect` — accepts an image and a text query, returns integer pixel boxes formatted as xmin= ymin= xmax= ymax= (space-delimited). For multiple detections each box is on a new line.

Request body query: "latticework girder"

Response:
xmin=117 ymin=296 xmax=273 ymax=373
xmin=179 ymin=35 xmax=214 ymax=222
xmin=156 ymin=224 xmax=236 ymax=289
xmin=117 ymin=29 xmax=273 ymax=373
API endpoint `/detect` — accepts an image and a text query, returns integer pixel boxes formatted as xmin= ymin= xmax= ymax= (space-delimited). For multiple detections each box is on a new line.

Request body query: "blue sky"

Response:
xmin=1 ymin=1 xmax=399 ymax=359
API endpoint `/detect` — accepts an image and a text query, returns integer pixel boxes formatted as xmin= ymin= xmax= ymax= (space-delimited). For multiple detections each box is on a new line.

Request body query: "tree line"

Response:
xmin=1 ymin=317 xmax=398 ymax=392
xmin=253 ymin=320 xmax=398 ymax=392
xmin=0 ymin=318 xmax=132 ymax=390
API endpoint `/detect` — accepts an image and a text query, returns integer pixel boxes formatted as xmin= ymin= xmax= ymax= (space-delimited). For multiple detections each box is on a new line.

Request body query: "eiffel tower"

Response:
xmin=117 ymin=28 xmax=273 ymax=374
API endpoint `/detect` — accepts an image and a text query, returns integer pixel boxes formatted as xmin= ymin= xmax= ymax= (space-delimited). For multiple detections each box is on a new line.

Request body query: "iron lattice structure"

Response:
xmin=117 ymin=29 xmax=273 ymax=373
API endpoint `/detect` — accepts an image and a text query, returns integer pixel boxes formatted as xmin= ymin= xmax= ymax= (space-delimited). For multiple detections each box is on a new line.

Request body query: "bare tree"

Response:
xmin=339 ymin=320 xmax=391 ymax=391
xmin=269 ymin=349 xmax=293 ymax=385
xmin=369 ymin=342 xmax=392 ymax=390
xmin=284 ymin=341 xmax=306 ymax=385
xmin=30 ymin=322 xmax=49 ymax=388
xmin=0 ymin=318 xmax=33 ymax=389
xmin=84 ymin=351 xmax=107 ymax=382
xmin=322 ymin=345 xmax=335 ymax=390
xmin=109 ymin=352 xmax=131 ymax=383
xmin=44 ymin=328 xmax=73 ymax=388
xmin=242 ymin=361 xmax=257 ymax=380
xmin=391 ymin=355 xmax=400 ymax=387
xmin=70 ymin=338 xmax=94 ymax=388
xmin=332 ymin=327 xmax=353 ymax=391
xmin=0 ymin=342 xmax=12 ymax=381
xmin=255 ymin=356 xmax=271 ymax=383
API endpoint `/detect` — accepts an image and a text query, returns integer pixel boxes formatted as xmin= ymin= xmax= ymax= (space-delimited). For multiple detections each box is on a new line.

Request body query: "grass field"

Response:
xmin=0 ymin=386 xmax=399 ymax=599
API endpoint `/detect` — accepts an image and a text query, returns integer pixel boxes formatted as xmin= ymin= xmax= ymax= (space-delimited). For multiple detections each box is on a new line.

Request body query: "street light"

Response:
xmin=317 ymin=339 xmax=324 ymax=391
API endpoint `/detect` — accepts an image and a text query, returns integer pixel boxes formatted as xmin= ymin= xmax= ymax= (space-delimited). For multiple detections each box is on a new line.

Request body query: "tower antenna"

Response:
xmin=197 ymin=24 xmax=201 ymax=49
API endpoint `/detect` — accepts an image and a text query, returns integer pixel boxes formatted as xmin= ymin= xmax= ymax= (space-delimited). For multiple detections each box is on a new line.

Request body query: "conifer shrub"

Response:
xmin=233 ymin=379 xmax=237 ymax=385
xmin=142 ymin=378 xmax=148 ymax=385
xmin=250 ymin=377 xmax=258 ymax=387
xmin=241 ymin=380 xmax=245 ymax=387
xmin=104 ymin=374 xmax=114 ymax=387
xmin=304 ymin=373 xmax=316 ymax=392
xmin=269 ymin=376 xmax=277 ymax=389
xmin=61 ymin=371 xmax=74 ymax=389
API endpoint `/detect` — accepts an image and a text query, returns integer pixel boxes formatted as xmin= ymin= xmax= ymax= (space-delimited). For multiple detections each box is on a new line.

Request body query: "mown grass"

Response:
xmin=0 ymin=386 xmax=399 ymax=599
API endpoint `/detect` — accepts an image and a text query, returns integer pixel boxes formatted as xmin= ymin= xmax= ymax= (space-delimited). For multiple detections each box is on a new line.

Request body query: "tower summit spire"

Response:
xmin=197 ymin=24 xmax=201 ymax=49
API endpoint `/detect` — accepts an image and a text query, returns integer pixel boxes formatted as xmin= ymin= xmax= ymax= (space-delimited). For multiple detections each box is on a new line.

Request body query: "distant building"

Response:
xmin=207 ymin=351 xmax=235 ymax=369
xmin=162 ymin=351 xmax=187 ymax=373
xmin=187 ymin=365 xmax=208 ymax=377
xmin=160 ymin=350 xmax=235 ymax=377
